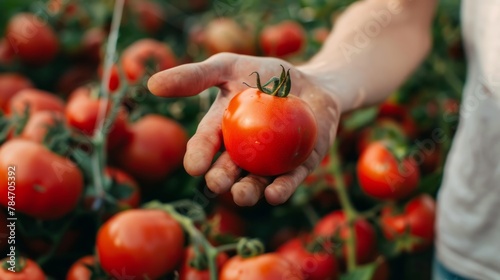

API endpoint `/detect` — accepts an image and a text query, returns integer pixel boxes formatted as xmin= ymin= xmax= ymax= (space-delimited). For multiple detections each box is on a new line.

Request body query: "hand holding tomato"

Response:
xmin=148 ymin=53 xmax=341 ymax=206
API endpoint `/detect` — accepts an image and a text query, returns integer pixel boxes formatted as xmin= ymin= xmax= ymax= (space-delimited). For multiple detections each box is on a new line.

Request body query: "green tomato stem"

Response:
xmin=330 ymin=142 xmax=358 ymax=272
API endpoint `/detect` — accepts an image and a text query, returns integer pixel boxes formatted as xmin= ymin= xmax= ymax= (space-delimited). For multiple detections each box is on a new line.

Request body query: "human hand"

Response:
xmin=148 ymin=53 xmax=341 ymax=206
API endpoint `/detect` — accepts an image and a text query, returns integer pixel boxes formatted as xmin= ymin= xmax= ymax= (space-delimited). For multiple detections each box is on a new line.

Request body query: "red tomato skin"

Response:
xmin=222 ymin=89 xmax=317 ymax=176
xmin=121 ymin=39 xmax=176 ymax=83
xmin=313 ymin=210 xmax=376 ymax=264
xmin=7 ymin=88 xmax=65 ymax=116
xmin=21 ymin=111 xmax=64 ymax=143
xmin=65 ymin=86 xmax=131 ymax=150
xmin=0 ymin=139 xmax=83 ymax=220
xmin=208 ymin=206 xmax=246 ymax=238
xmin=5 ymin=13 xmax=59 ymax=65
xmin=277 ymin=238 xmax=339 ymax=280
xmin=381 ymin=194 xmax=436 ymax=252
xmin=260 ymin=21 xmax=306 ymax=58
xmin=116 ymin=114 xmax=188 ymax=184
xmin=0 ymin=258 xmax=46 ymax=280
xmin=132 ymin=0 xmax=166 ymax=34
xmin=97 ymin=209 xmax=185 ymax=279
xmin=357 ymin=141 xmax=419 ymax=200
xmin=220 ymin=253 xmax=304 ymax=280
xmin=203 ymin=18 xmax=256 ymax=55
xmin=179 ymin=246 xmax=229 ymax=280
xmin=66 ymin=255 xmax=94 ymax=280
xmin=377 ymin=102 xmax=418 ymax=139
xmin=0 ymin=73 xmax=33 ymax=111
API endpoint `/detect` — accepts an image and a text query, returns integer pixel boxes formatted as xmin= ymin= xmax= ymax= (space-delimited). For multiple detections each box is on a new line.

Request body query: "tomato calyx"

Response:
xmin=244 ymin=65 xmax=291 ymax=97
xmin=236 ymin=238 xmax=265 ymax=258
xmin=1 ymin=256 xmax=26 ymax=272
xmin=188 ymin=245 xmax=210 ymax=270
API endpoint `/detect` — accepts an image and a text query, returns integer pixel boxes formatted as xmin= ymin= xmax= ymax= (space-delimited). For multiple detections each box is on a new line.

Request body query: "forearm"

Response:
xmin=298 ymin=0 xmax=436 ymax=112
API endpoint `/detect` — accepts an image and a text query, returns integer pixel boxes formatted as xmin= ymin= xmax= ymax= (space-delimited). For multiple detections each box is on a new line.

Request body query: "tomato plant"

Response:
xmin=179 ymin=246 xmax=229 ymax=280
xmin=20 ymin=111 xmax=64 ymax=143
xmin=357 ymin=141 xmax=420 ymax=200
xmin=202 ymin=18 xmax=256 ymax=55
xmin=5 ymin=13 xmax=59 ymax=65
xmin=0 ymin=73 xmax=33 ymax=111
xmin=222 ymin=67 xmax=317 ymax=176
xmin=66 ymin=255 xmax=95 ymax=280
xmin=277 ymin=237 xmax=339 ymax=280
xmin=313 ymin=210 xmax=376 ymax=264
xmin=7 ymin=88 xmax=65 ymax=116
xmin=0 ymin=257 xmax=45 ymax=280
xmin=380 ymin=194 xmax=436 ymax=252
xmin=96 ymin=209 xmax=185 ymax=279
xmin=0 ymin=139 xmax=83 ymax=220
xmin=115 ymin=114 xmax=187 ymax=184
xmin=220 ymin=253 xmax=303 ymax=280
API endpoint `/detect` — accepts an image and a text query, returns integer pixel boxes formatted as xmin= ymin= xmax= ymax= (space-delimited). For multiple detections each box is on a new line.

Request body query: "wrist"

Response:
xmin=296 ymin=62 xmax=364 ymax=113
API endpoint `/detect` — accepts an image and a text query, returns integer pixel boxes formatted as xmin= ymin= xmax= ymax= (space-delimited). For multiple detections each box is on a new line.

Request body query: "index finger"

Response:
xmin=147 ymin=54 xmax=231 ymax=97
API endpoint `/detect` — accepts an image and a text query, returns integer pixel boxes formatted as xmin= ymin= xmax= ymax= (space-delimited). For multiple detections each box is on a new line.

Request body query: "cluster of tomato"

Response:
xmin=0 ymin=0 xmax=463 ymax=279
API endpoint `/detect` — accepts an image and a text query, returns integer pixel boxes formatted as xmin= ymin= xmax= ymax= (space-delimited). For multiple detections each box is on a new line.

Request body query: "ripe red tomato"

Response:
xmin=0 ymin=38 xmax=16 ymax=65
xmin=357 ymin=141 xmax=420 ymax=200
xmin=179 ymin=246 xmax=229 ymax=280
xmin=203 ymin=18 xmax=256 ymax=55
xmin=5 ymin=13 xmax=59 ymax=65
xmin=66 ymin=255 xmax=94 ymax=280
xmin=220 ymin=253 xmax=303 ymax=280
xmin=65 ymin=86 xmax=131 ymax=150
xmin=20 ymin=111 xmax=64 ymax=143
xmin=0 ymin=73 xmax=33 ymax=111
xmin=116 ymin=114 xmax=187 ymax=184
xmin=380 ymin=194 xmax=436 ymax=252
xmin=7 ymin=88 xmax=65 ymax=116
xmin=259 ymin=21 xmax=306 ymax=58
xmin=0 ymin=257 xmax=45 ymax=280
xmin=313 ymin=210 xmax=376 ymax=264
xmin=121 ymin=39 xmax=176 ymax=84
xmin=0 ymin=139 xmax=83 ymax=220
xmin=222 ymin=88 xmax=317 ymax=176
xmin=277 ymin=237 xmax=339 ymax=280
xmin=97 ymin=209 xmax=185 ymax=279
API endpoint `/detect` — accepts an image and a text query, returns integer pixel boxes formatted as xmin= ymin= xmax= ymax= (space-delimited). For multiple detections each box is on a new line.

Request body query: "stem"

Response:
xmin=215 ymin=243 xmax=239 ymax=253
xmin=329 ymin=142 xmax=358 ymax=272
xmin=91 ymin=0 xmax=126 ymax=211
xmin=146 ymin=202 xmax=219 ymax=280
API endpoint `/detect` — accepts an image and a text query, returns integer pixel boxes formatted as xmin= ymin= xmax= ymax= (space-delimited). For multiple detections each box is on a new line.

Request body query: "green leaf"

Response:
xmin=342 ymin=107 xmax=378 ymax=130
xmin=340 ymin=263 xmax=377 ymax=280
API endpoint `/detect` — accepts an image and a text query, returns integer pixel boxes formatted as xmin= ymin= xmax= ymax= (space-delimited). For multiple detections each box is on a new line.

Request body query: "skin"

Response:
xmin=148 ymin=0 xmax=437 ymax=206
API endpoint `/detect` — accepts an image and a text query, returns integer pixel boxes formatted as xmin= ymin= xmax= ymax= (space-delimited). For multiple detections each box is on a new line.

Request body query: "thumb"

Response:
xmin=147 ymin=53 xmax=233 ymax=97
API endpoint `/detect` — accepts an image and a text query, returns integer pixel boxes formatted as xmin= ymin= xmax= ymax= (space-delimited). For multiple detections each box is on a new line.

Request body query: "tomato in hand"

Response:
xmin=220 ymin=253 xmax=303 ymax=280
xmin=7 ymin=88 xmax=65 ymax=116
xmin=66 ymin=255 xmax=95 ymax=280
xmin=203 ymin=18 xmax=256 ymax=55
xmin=21 ymin=111 xmax=64 ymax=143
xmin=5 ymin=13 xmax=59 ymax=65
xmin=357 ymin=141 xmax=419 ymax=200
xmin=179 ymin=246 xmax=229 ymax=280
xmin=380 ymin=194 xmax=436 ymax=252
xmin=65 ymin=86 xmax=131 ymax=150
xmin=277 ymin=237 xmax=339 ymax=280
xmin=0 ymin=73 xmax=33 ymax=111
xmin=0 ymin=257 xmax=46 ymax=280
xmin=116 ymin=114 xmax=187 ymax=184
xmin=97 ymin=209 xmax=185 ymax=279
xmin=0 ymin=139 xmax=83 ymax=220
xmin=259 ymin=21 xmax=306 ymax=58
xmin=313 ymin=210 xmax=376 ymax=264
xmin=222 ymin=68 xmax=317 ymax=176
